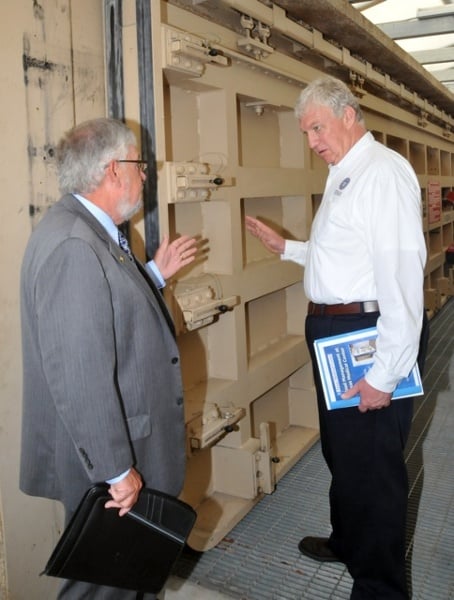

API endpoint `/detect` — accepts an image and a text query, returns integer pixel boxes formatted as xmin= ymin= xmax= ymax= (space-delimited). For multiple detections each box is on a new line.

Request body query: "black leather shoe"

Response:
xmin=298 ymin=536 xmax=342 ymax=563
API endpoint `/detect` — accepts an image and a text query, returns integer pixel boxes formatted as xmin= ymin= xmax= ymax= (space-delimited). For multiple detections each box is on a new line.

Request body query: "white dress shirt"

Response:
xmin=282 ymin=132 xmax=426 ymax=393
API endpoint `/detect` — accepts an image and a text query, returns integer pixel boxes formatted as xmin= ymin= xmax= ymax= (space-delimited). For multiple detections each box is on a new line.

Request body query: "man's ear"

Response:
xmin=104 ymin=160 xmax=122 ymax=188
xmin=104 ymin=160 xmax=116 ymax=178
xmin=343 ymin=105 xmax=357 ymax=128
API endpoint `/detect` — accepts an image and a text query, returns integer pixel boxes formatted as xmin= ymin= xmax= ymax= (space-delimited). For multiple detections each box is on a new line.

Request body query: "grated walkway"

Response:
xmin=169 ymin=299 xmax=454 ymax=600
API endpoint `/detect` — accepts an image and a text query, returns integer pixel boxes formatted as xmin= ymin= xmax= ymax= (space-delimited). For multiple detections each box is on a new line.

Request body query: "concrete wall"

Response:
xmin=0 ymin=1 xmax=106 ymax=597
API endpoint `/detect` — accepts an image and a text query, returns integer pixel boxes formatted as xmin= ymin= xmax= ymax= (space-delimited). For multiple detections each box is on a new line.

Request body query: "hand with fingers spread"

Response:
xmin=245 ymin=216 xmax=285 ymax=255
xmin=153 ymin=234 xmax=198 ymax=280
xmin=104 ymin=467 xmax=143 ymax=516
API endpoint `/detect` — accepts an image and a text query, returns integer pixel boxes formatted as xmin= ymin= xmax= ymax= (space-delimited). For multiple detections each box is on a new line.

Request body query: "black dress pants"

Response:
xmin=305 ymin=311 xmax=429 ymax=600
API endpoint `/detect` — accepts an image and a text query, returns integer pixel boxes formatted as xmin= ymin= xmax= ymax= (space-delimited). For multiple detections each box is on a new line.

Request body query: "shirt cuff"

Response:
xmin=281 ymin=240 xmax=306 ymax=266
xmin=145 ymin=260 xmax=165 ymax=288
xmin=106 ymin=468 xmax=131 ymax=485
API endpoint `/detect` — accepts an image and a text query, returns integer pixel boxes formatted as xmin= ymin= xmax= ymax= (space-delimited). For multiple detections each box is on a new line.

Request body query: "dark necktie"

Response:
xmin=117 ymin=229 xmax=175 ymax=337
xmin=118 ymin=230 xmax=134 ymax=261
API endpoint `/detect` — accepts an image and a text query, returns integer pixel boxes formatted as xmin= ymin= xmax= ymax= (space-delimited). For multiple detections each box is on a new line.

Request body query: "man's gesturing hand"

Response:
xmin=245 ymin=216 xmax=286 ymax=255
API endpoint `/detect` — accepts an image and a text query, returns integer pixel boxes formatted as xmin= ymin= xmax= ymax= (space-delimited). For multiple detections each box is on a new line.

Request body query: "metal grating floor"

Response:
xmin=168 ymin=299 xmax=454 ymax=600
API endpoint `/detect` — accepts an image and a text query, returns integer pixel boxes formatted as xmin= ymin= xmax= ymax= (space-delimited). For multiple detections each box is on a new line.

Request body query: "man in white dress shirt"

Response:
xmin=246 ymin=76 xmax=428 ymax=600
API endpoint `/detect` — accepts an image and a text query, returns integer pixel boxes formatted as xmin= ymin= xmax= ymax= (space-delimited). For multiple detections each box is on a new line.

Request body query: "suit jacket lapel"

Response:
xmin=133 ymin=259 xmax=176 ymax=337
xmin=62 ymin=194 xmax=176 ymax=338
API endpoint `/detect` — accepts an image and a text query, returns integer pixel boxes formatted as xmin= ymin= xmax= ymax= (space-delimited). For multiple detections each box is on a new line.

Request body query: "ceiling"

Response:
xmin=271 ymin=0 xmax=454 ymax=117
xmin=350 ymin=0 xmax=454 ymax=94
xmin=169 ymin=0 xmax=454 ymax=120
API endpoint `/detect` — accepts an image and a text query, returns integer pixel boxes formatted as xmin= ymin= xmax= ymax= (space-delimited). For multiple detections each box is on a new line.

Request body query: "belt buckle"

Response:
xmin=363 ymin=301 xmax=378 ymax=313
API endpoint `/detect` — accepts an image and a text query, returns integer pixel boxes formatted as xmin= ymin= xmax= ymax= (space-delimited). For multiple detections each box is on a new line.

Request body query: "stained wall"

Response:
xmin=0 ymin=1 xmax=106 ymax=597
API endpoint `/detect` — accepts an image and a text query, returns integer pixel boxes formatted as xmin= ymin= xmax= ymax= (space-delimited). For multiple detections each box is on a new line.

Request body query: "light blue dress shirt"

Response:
xmin=74 ymin=194 xmax=165 ymax=288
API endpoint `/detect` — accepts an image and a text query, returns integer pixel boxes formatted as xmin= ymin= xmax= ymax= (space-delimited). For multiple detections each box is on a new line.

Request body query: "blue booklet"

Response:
xmin=313 ymin=326 xmax=423 ymax=410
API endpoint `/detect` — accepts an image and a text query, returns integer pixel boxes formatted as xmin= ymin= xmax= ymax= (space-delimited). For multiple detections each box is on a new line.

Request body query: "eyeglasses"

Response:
xmin=116 ymin=159 xmax=148 ymax=173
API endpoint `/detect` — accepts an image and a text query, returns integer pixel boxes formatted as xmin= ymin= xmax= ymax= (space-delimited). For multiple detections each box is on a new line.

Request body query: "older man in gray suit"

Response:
xmin=20 ymin=118 xmax=197 ymax=599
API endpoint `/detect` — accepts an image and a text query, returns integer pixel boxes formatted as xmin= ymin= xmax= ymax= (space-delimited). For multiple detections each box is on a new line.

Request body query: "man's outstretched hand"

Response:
xmin=154 ymin=234 xmax=198 ymax=280
xmin=245 ymin=216 xmax=285 ymax=254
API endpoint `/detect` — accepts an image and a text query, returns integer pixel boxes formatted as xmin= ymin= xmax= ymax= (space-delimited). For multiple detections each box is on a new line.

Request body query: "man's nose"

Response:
xmin=307 ymin=131 xmax=318 ymax=149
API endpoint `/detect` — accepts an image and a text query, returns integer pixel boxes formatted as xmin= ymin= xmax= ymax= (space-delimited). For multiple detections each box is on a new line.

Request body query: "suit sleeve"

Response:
xmin=35 ymin=238 xmax=134 ymax=481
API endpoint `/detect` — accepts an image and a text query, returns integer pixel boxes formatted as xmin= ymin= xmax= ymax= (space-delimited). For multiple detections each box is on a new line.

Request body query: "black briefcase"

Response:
xmin=42 ymin=484 xmax=197 ymax=594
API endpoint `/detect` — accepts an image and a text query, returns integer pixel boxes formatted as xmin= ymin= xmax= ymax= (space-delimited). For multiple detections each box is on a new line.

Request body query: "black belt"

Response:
xmin=308 ymin=301 xmax=379 ymax=316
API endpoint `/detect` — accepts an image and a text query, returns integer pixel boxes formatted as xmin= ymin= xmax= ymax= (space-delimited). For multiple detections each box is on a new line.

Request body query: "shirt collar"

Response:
xmin=73 ymin=193 xmax=118 ymax=243
xmin=329 ymin=131 xmax=373 ymax=174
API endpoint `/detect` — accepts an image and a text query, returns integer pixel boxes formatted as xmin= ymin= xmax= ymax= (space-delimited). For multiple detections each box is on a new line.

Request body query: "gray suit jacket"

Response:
xmin=20 ymin=194 xmax=186 ymax=512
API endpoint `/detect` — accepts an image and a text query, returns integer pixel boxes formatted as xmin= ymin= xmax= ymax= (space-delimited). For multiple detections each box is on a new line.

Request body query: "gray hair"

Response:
xmin=295 ymin=76 xmax=364 ymax=124
xmin=56 ymin=118 xmax=137 ymax=195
